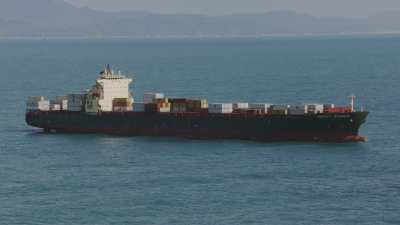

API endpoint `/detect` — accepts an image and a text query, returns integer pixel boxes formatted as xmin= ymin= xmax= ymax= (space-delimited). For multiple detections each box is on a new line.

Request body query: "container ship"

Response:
xmin=26 ymin=65 xmax=368 ymax=142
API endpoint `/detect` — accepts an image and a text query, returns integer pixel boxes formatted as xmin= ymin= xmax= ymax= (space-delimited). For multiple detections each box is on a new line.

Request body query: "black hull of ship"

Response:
xmin=26 ymin=111 xmax=369 ymax=142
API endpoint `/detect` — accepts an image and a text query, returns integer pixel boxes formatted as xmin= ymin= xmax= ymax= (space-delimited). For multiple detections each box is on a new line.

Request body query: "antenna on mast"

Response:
xmin=106 ymin=64 xmax=111 ymax=75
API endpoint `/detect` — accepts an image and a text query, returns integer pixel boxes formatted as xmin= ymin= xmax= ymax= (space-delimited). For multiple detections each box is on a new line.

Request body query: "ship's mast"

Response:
xmin=349 ymin=94 xmax=355 ymax=112
xmin=106 ymin=64 xmax=112 ymax=75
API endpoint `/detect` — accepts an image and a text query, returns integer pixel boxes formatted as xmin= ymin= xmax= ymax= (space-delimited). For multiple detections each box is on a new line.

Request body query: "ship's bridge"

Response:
xmin=88 ymin=65 xmax=133 ymax=112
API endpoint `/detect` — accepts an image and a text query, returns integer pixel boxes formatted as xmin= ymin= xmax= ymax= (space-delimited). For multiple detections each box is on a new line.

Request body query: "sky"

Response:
xmin=65 ymin=0 xmax=400 ymax=17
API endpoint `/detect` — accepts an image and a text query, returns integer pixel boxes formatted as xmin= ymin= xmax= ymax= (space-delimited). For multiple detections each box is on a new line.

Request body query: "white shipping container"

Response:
xmin=306 ymin=104 xmax=324 ymax=114
xmin=233 ymin=102 xmax=249 ymax=110
xmin=54 ymin=96 xmax=68 ymax=110
xmin=26 ymin=100 xmax=50 ymax=111
xmin=60 ymin=100 xmax=68 ymax=110
xmin=37 ymin=100 xmax=50 ymax=111
xmin=249 ymin=103 xmax=272 ymax=112
xmin=132 ymin=102 xmax=145 ymax=112
xmin=143 ymin=93 xmax=165 ymax=103
xmin=27 ymin=97 xmax=50 ymax=111
xmin=323 ymin=104 xmax=335 ymax=110
xmin=50 ymin=104 xmax=61 ymax=111
xmin=159 ymin=107 xmax=171 ymax=113
xmin=209 ymin=103 xmax=233 ymax=108
xmin=208 ymin=103 xmax=233 ymax=114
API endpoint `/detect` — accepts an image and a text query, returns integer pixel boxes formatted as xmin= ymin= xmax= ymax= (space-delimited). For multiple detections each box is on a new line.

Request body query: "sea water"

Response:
xmin=0 ymin=37 xmax=399 ymax=225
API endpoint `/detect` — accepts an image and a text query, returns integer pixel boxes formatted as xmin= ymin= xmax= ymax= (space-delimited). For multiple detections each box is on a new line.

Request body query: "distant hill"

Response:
xmin=0 ymin=0 xmax=98 ymax=28
xmin=367 ymin=11 xmax=400 ymax=32
xmin=0 ymin=0 xmax=400 ymax=37
xmin=0 ymin=19 xmax=42 ymax=36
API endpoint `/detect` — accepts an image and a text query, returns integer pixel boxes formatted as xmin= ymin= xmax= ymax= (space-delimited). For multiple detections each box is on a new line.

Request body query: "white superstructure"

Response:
xmin=233 ymin=102 xmax=249 ymax=110
xmin=87 ymin=65 xmax=133 ymax=112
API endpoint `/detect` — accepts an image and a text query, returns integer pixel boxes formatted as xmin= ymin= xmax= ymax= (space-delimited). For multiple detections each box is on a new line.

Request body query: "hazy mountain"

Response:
xmin=367 ymin=11 xmax=400 ymax=32
xmin=0 ymin=19 xmax=43 ymax=36
xmin=0 ymin=0 xmax=399 ymax=37
xmin=0 ymin=0 xmax=99 ymax=28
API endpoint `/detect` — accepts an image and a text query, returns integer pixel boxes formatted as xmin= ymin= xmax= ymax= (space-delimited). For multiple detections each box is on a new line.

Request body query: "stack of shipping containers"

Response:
xmin=208 ymin=103 xmax=233 ymax=114
xmin=269 ymin=105 xmax=290 ymax=115
xmin=112 ymin=98 xmax=133 ymax=112
xmin=26 ymin=96 xmax=50 ymax=111
xmin=67 ymin=94 xmax=86 ymax=112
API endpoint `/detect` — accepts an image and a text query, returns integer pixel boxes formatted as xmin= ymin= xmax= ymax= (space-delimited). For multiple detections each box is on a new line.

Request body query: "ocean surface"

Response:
xmin=0 ymin=36 xmax=400 ymax=225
